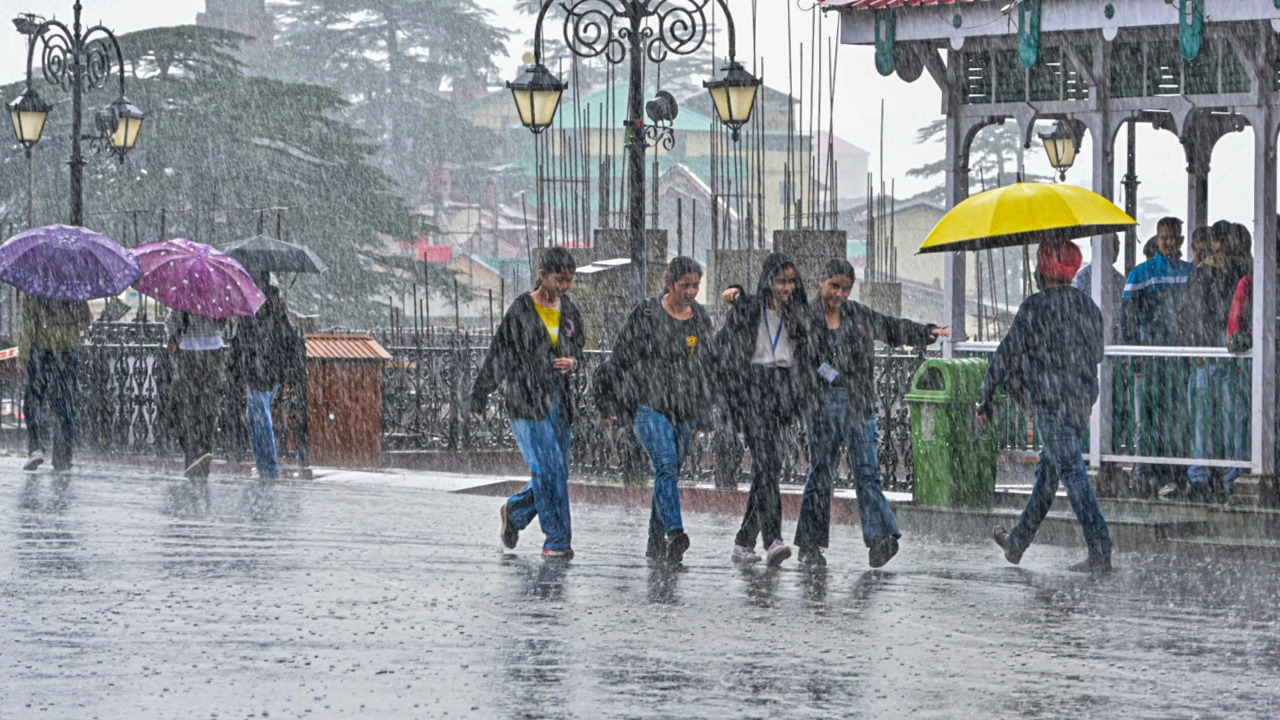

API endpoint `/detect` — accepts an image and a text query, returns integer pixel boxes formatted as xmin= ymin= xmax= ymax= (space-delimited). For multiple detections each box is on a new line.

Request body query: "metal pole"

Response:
xmin=1122 ymin=118 xmax=1139 ymax=273
xmin=69 ymin=2 xmax=86 ymax=226
xmin=626 ymin=4 xmax=647 ymax=302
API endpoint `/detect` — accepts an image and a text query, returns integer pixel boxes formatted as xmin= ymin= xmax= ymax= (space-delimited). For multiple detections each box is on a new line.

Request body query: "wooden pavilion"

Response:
xmin=823 ymin=0 xmax=1280 ymax=490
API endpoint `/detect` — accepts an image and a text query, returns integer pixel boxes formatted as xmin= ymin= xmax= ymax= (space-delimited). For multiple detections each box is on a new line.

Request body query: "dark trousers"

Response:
xmin=734 ymin=367 xmax=804 ymax=550
xmin=795 ymin=391 xmax=900 ymax=549
xmin=1009 ymin=413 xmax=1113 ymax=561
xmin=171 ymin=349 xmax=225 ymax=478
xmin=24 ymin=348 xmax=79 ymax=470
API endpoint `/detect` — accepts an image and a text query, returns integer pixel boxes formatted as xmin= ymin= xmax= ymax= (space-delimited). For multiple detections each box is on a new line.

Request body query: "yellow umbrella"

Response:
xmin=917 ymin=182 xmax=1136 ymax=254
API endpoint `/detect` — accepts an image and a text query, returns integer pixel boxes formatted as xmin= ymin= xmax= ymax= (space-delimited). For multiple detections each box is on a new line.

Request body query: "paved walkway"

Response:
xmin=2 ymin=456 xmax=1278 ymax=718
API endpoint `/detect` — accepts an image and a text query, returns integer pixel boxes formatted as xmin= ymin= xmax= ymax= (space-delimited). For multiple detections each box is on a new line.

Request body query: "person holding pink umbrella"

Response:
xmin=132 ymin=238 xmax=264 ymax=481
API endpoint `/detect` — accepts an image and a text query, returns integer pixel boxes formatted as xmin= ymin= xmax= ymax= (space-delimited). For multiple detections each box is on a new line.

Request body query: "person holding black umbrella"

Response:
xmin=229 ymin=274 xmax=302 ymax=479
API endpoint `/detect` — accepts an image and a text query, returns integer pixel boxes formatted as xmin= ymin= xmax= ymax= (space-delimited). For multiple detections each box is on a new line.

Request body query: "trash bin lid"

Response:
xmin=904 ymin=357 xmax=989 ymax=404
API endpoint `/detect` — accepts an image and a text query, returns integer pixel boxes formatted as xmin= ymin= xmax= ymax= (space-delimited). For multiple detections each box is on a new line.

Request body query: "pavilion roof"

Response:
xmin=819 ymin=0 xmax=993 ymax=9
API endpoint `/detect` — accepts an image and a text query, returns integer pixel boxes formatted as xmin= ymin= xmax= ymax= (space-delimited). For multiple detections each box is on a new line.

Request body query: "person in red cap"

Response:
xmin=976 ymin=236 xmax=1114 ymax=573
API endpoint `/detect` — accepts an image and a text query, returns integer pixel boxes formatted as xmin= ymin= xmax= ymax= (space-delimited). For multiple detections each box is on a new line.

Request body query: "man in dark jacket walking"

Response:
xmin=230 ymin=279 xmax=302 ymax=479
xmin=470 ymin=247 xmax=585 ymax=558
xmin=20 ymin=293 xmax=92 ymax=472
xmin=979 ymin=238 xmax=1113 ymax=573
xmin=717 ymin=252 xmax=816 ymax=566
xmin=794 ymin=259 xmax=948 ymax=568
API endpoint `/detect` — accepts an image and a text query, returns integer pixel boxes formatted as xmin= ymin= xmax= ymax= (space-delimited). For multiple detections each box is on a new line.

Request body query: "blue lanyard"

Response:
xmin=763 ymin=309 xmax=784 ymax=356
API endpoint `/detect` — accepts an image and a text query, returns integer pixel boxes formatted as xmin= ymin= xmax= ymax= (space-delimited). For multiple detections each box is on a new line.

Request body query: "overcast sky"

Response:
xmin=0 ymin=0 xmax=1261 ymax=249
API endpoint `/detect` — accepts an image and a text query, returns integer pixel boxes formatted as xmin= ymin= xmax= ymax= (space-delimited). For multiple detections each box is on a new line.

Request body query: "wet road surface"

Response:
xmin=2 ymin=460 xmax=1278 ymax=719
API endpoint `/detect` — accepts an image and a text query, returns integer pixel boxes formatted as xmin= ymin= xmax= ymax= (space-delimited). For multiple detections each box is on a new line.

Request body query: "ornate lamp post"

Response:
xmin=8 ymin=1 xmax=145 ymax=227
xmin=514 ymin=0 xmax=760 ymax=302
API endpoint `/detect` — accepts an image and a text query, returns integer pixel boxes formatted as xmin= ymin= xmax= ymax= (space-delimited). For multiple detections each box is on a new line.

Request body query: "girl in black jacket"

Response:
xmin=716 ymin=252 xmax=816 ymax=566
xmin=795 ymin=259 xmax=946 ymax=568
xmin=470 ymin=247 xmax=585 ymax=558
xmin=605 ymin=257 xmax=717 ymax=564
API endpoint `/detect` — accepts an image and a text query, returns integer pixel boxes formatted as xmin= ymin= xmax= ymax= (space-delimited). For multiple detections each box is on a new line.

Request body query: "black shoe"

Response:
xmin=646 ymin=534 xmax=666 ymax=561
xmin=992 ymin=526 xmax=1023 ymax=565
xmin=868 ymin=537 xmax=899 ymax=568
xmin=499 ymin=503 xmax=518 ymax=549
xmin=1067 ymin=555 xmax=1113 ymax=574
xmin=798 ymin=545 xmax=827 ymax=568
xmin=1186 ymin=482 xmax=1214 ymax=504
xmin=665 ymin=530 xmax=690 ymax=564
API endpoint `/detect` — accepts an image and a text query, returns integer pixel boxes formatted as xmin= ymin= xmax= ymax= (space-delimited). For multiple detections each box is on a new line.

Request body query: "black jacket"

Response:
xmin=230 ymin=287 xmax=303 ymax=391
xmin=601 ymin=295 xmax=718 ymax=425
xmin=715 ymin=252 xmax=818 ymax=428
xmin=809 ymin=298 xmax=938 ymax=422
xmin=469 ymin=291 xmax=586 ymax=423
xmin=1180 ymin=259 xmax=1246 ymax=348
xmin=978 ymin=285 xmax=1103 ymax=431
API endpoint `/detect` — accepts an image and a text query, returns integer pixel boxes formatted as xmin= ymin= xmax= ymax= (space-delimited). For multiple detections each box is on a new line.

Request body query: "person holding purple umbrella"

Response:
xmin=165 ymin=308 xmax=228 ymax=481
xmin=19 ymin=293 xmax=92 ymax=472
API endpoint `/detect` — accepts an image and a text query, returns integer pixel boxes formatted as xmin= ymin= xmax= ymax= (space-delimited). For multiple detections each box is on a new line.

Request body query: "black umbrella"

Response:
xmin=219 ymin=235 xmax=329 ymax=274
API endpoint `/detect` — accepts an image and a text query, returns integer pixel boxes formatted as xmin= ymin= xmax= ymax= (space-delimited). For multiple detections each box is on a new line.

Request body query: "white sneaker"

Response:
xmin=184 ymin=453 xmax=214 ymax=480
xmin=765 ymin=539 xmax=792 ymax=566
xmin=23 ymin=450 xmax=44 ymax=472
xmin=732 ymin=545 xmax=761 ymax=564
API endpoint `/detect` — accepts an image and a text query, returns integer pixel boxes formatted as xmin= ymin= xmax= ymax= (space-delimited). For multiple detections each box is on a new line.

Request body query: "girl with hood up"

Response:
xmin=716 ymin=252 xmax=818 ymax=565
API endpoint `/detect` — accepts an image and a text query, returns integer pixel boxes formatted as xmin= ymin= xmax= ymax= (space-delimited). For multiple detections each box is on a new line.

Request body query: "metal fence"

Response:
xmin=375 ymin=328 xmax=929 ymax=492
xmin=1 ymin=323 xmax=929 ymax=492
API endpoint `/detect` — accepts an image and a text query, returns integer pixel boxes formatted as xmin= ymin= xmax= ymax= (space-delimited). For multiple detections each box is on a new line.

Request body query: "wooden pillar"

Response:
xmin=942 ymin=49 xmax=969 ymax=358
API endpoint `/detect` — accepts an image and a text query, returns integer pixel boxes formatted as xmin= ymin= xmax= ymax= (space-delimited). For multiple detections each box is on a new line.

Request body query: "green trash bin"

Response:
xmin=905 ymin=358 xmax=998 ymax=507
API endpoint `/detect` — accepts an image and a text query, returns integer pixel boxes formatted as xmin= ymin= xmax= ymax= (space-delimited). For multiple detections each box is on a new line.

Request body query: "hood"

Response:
xmin=756 ymin=251 xmax=808 ymax=307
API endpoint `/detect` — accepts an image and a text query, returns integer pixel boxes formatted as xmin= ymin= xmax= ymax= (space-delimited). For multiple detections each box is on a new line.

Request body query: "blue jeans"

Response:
xmin=507 ymin=400 xmax=573 ymax=551
xmin=246 ymin=386 xmax=280 ymax=479
xmin=1009 ymin=413 xmax=1113 ymax=561
xmin=795 ymin=390 xmax=900 ymax=549
xmin=632 ymin=406 xmax=694 ymax=538
xmin=1187 ymin=364 xmax=1245 ymax=488
xmin=24 ymin=348 xmax=79 ymax=470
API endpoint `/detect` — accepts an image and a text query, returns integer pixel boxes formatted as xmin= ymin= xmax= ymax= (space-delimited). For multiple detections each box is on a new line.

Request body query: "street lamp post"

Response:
xmin=512 ymin=0 xmax=759 ymax=302
xmin=8 ymin=1 xmax=144 ymax=227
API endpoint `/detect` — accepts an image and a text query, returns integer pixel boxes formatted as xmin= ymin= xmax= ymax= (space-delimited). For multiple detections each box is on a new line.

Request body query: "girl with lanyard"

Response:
xmin=716 ymin=252 xmax=817 ymax=566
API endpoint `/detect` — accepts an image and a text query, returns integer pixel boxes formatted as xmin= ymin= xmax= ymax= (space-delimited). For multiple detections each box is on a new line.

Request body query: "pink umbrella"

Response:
xmin=132 ymin=238 xmax=266 ymax=319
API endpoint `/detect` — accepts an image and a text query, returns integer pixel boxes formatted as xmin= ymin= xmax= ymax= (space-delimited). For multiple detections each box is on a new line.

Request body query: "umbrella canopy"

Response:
xmin=219 ymin=235 xmax=328 ymax=274
xmin=917 ymin=182 xmax=1137 ymax=254
xmin=132 ymin=238 xmax=265 ymax=319
xmin=0 ymin=224 xmax=141 ymax=301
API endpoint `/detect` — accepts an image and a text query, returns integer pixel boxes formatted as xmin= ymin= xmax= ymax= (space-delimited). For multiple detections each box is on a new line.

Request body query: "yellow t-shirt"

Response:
xmin=535 ymin=302 xmax=561 ymax=348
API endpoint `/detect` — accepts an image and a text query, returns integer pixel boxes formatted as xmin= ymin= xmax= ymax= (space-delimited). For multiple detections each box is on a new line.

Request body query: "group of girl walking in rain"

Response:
xmin=469 ymin=247 xmax=948 ymax=569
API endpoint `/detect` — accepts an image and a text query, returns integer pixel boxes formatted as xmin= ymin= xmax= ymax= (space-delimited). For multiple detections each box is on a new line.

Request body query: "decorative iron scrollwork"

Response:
xmin=643 ymin=124 xmax=676 ymax=151
xmin=559 ymin=0 xmax=712 ymax=66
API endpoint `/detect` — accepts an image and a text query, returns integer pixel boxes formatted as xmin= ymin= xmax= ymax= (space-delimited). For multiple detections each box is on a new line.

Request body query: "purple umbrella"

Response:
xmin=0 ymin=224 xmax=142 ymax=301
xmin=132 ymin=238 xmax=265 ymax=319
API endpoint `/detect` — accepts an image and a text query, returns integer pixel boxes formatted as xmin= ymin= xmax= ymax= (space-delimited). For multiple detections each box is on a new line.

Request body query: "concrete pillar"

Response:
xmin=1249 ymin=109 xmax=1277 ymax=480
xmin=942 ymin=49 xmax=969 ymax=358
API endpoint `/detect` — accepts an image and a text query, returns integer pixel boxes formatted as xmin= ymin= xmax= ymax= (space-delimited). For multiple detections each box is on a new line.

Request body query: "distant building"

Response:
xmin=197 ymin=0 xmax=275 ymax=46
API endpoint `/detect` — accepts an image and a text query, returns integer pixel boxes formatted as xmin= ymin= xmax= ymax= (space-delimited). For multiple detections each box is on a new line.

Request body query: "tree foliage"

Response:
xmin=906 ymin=119 xmax=1051 ymax=204
xmin=263 ymin=0 xmax=510 ymax=196
xmin=0 ymin=24 xmax=455 ymax=326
